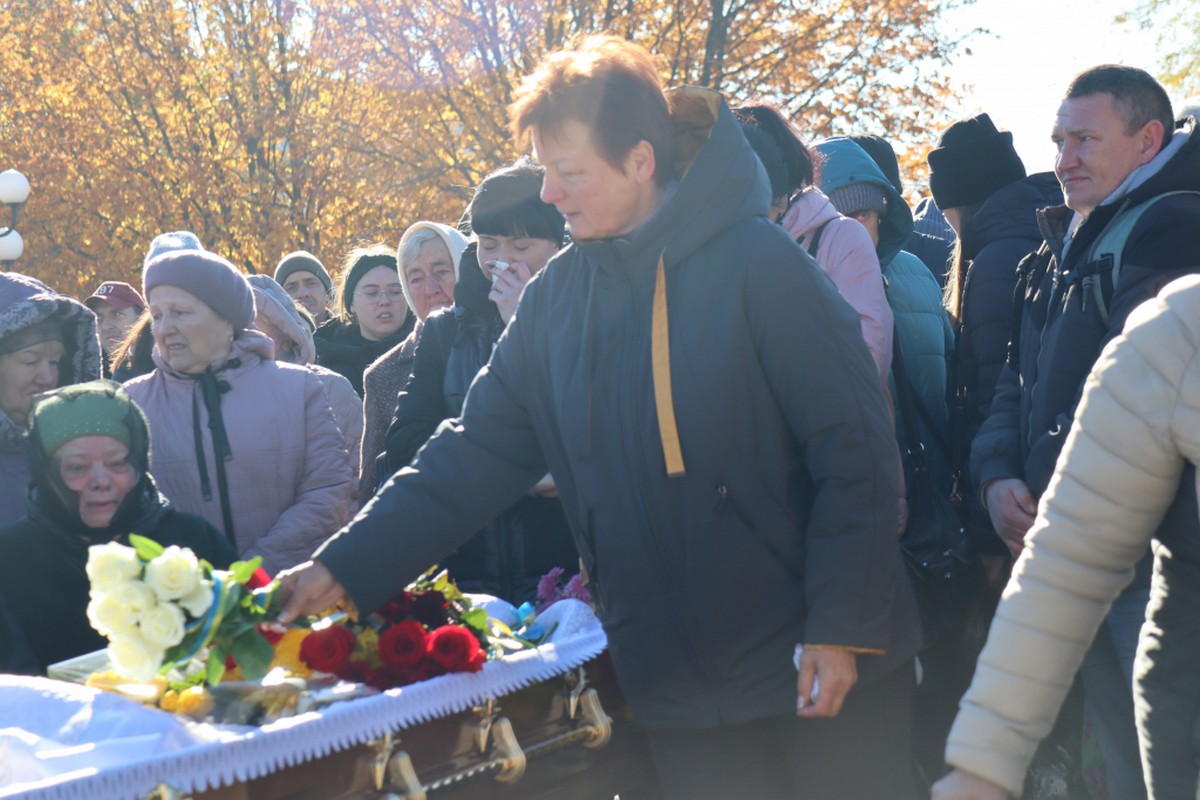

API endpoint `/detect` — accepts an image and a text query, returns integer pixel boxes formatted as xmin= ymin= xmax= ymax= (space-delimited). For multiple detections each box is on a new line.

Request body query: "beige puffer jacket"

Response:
xmin=945 ymin=274 xmax=1200 ymax=795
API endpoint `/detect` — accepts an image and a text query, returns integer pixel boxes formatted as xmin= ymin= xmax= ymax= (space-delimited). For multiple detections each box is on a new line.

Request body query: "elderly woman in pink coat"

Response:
xmin=124 ymin=250 xmax=355 ymax=575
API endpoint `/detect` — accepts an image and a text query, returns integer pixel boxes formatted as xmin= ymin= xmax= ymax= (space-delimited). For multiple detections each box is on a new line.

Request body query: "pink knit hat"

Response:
xmin=143 ymin=250 xmax=256 ymax=331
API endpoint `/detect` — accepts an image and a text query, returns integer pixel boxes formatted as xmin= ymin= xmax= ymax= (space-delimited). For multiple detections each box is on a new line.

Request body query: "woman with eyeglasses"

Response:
xmin=313 ymin=245 xmax=416 ymax=396
xmin=0 ymin=381 xmax=236 ymax=674
xmin=124 ymin=250 xmax=356 ymax=576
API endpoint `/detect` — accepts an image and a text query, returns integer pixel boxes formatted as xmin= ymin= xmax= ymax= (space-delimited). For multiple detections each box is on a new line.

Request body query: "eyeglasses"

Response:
xmin=58 ymin=458 xmax=137 ymax=488
xmin=355 ymin=286 xmax=406 ymax=304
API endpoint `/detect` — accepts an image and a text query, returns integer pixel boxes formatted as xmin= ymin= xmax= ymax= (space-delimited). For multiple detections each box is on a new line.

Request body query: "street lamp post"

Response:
xmin=0 ymin=169 xmax=30 ymax=270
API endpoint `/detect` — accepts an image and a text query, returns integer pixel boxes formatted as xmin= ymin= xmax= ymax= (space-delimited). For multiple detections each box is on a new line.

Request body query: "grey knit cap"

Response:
xmin=144 ymin=231 xmax=203 ymax=270
xmin=274 ymin=250 xmax=333 ymax=294
xmin=143 ymin=250 xmax=256 ymax=331
xmin=827 ymin=182 xmax=888 ymax=217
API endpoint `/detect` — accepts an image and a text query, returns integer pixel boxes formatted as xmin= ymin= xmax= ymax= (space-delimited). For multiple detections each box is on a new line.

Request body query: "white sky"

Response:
xmin=942 ymin=0 xmax=1165 ymax=174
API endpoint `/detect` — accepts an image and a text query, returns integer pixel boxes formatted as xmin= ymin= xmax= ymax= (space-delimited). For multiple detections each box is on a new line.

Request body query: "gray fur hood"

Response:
xmin=0 ymin=273 xmax=101 ymax=446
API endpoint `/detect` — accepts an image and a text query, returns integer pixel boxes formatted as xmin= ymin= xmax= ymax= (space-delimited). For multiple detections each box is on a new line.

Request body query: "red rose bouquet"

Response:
xmin=294 ymin=569 xmax=494 ymax=691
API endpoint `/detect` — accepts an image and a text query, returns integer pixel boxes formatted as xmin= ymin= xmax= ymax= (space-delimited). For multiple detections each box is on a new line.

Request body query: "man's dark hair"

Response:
xmin=1066 ymin=65 xmax=1174 ymax=142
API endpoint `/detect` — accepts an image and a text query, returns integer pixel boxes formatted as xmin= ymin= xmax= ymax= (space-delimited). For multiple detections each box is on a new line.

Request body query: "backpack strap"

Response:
xmin=806 ymin=219 xmax=832 ymax=258
xmin=1085 ymin=189 xmax=1200 ymax=325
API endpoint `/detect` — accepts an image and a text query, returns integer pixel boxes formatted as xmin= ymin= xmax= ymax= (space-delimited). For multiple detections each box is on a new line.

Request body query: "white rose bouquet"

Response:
xmin=86 ymin=535 xmax=279 ymax=685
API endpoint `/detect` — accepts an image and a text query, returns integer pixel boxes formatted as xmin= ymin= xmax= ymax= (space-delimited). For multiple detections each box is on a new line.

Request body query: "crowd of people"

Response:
xmin=1 ymin=34 xmax=1199 ymax=800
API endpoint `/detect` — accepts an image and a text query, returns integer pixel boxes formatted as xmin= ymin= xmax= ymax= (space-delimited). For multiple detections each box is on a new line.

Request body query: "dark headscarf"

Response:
xmin=25 ymin=380 xmax=169 ymax=544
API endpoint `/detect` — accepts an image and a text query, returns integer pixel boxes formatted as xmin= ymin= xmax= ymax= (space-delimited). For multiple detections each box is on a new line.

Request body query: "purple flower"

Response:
xmin=536 ymin=567 xmax=565 ymax=606
xmin=562 ymin=574 xmax=592 ymax=605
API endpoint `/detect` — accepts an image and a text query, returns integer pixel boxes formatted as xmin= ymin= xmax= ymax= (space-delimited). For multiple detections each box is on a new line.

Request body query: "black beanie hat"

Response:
xmin=340 ymin=251 xmax=398 ymax=317
xmin=849 ymin=135 xmax=903 ymax=194
xmin=927 ymin=113 xmax=1027 ymax=209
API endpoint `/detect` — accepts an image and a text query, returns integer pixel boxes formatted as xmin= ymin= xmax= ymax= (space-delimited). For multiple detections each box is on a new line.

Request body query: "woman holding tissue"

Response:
xmin=381 ymin=158 xmax=577 ymax=603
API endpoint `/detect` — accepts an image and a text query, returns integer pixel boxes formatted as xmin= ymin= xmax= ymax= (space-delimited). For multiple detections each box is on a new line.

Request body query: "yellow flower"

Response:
xmin=352 ymin=628 xmax=382 ymax=669
xmin=174 ymin=686 xmax=214 ymax=719
xmin=88 ymin=670 xmax=167 ymax=704
xmin=160 ymin=689 xmax=179 ymax=713
xmin=269 ymin=628 xmax=313 ymax=677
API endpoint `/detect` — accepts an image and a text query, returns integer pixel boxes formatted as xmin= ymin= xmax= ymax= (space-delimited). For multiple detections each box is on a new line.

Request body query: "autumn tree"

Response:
xmin=320 ymin=0 xmax=968 ymax=200
xmin=0 ymin=0 xmax=970 ymax=292
xmin=1122 ymin=1 xmax=1200 ymax=99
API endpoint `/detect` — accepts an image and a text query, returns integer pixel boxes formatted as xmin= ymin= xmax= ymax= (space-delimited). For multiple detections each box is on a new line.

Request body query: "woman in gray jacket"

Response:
xmin=125 ymin=250 xmax=355 ymax=575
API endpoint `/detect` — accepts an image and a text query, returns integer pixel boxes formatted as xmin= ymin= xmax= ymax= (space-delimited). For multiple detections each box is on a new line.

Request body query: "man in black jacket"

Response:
xmin=969 ymin=65 xmax=1200 ymax=800
xmin=280 ymin=35 xmax=919 ymax=799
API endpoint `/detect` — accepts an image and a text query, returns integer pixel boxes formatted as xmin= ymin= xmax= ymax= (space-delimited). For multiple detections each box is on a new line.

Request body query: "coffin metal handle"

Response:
xmin=384 ymin=748 xmax=426 ymax=800
xmin=145 ymin=786 xmax=190 ymax=800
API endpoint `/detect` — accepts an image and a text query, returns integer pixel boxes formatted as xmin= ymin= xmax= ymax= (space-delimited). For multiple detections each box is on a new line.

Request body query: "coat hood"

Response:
xmin=962 ymin=172 xmax=1062 ymax=261
xmin=815 ymin=137 xmax=913 ymax=267
xmin=779 ymin=186 xmax=842 ymax=240
xmin=567 ymin=87 xmax=772 ymax=477
xmin=0 ymin=273 xmax=101 ymax=447
xmin=246 ymin=274 xmax=316 ymax=365
xmin=577 ymin=87 xmax=771 ymax=269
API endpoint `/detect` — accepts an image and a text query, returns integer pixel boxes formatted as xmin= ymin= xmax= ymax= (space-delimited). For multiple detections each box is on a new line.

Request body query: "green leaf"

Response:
xmin=253 ymin=584 xmax=281 ymax=617
xmin=207 ymin=645 xmax=228 ymax=685
xmin=128 ymin=534 xmax=164 ymax=562
xmin=227 ymin=557 xmax=262 ymax=586
xmin=461 ymin=607 xmax=487 ymax=632
xmin=169 ymin=670 xmax=209 ymax=693
xmin=230 ymin=630 xmax=275 ymax=681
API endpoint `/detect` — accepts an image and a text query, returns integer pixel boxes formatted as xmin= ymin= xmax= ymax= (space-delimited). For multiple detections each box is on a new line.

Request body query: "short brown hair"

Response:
xmin=1067 ymin=65 xmax=1173 ymax=144
xmin=510 ymin=35 xmax=675 ymax=187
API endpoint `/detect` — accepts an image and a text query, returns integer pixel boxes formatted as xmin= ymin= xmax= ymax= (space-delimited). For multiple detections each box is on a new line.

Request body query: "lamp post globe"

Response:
xmin=0 ymin=228 xmax=23 ymax=264
xmin=0 ymin=170 xmax=30 ymax=206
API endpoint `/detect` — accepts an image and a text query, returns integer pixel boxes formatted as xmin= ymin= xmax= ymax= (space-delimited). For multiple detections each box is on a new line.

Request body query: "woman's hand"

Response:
xmin=276 ymin=560 xmax=347 ymax=625
xmin=488 ymin=261 xmax=535 ymax=325
xmin=796 ymin=646 xmax=857 ymax=717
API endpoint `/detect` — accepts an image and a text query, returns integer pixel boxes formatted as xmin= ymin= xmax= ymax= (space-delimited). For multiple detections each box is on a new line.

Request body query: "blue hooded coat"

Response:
xmin=816 ymin=138 xmax=955 ymax=495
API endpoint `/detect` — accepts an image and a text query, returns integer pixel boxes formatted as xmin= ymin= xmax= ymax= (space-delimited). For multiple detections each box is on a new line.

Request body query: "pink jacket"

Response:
xmin=124 ymin=332 xmax=355 ymax=575
xmin=783 ymin=187 xmax=905 ymax=526
xmin=782 ymin=186 xmax=893 ymax=385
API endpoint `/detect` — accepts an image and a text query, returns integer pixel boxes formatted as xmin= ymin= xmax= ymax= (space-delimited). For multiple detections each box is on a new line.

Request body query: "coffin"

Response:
xmin=2 ymin=602 xmax=658 ymax=800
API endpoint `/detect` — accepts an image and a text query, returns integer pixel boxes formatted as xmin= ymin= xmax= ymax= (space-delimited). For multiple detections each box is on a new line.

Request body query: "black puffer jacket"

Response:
xmin=314 ymin=315 xmax=414 ymax=397
xmin=974 ymin=120 xmax=1200 ymax=500
xmin=953 ymin=173 xmax=1062 ymax=548
xmin=381 ymin=245 xmax=577 ymax=603
xmin=0 ymin=478 xmax=236 ymax=674
xmin=317 ymin=88 xmax=919 ymax=730
xmin=954 ymin=172 xmax=1062 ymax=446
